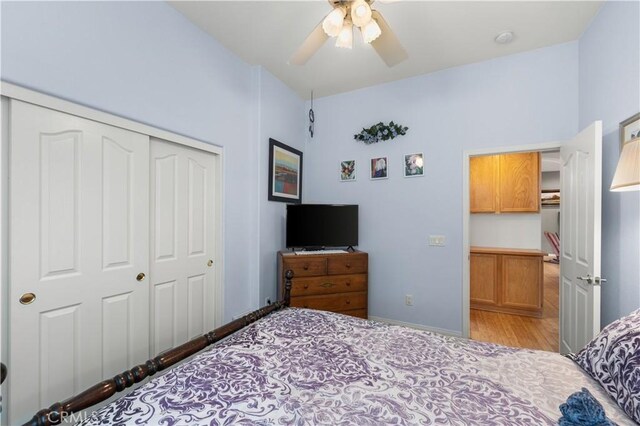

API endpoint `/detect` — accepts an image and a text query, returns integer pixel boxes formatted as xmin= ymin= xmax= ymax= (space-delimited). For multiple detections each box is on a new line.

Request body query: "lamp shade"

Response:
xmin=362 ymin=18 xmax=382 ymax=43
xmin=336 ymin=20 xmax=353 ymax=49
xmin=322 ymin=6 xmax=346 ymax=37
xmin=610 ymin=138 xmax=640 ymax=191
xmin=351 ymin=0 xmax=372 ymax=27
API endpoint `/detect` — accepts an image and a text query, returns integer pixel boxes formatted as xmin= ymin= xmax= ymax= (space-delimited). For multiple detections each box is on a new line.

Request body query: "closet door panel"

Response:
xmin=154 ymin=155 xmax=178 ymax=261
xmin=102 ymin=136 xmax=135 ymax=269
xmin=188 ymin=158 xmax=207 ymax=256
xmin=150 ymin=139 xmax=216 ymax=356
xmin=8 ymin=100 xmax=149 ymax=424
xmin=102 ymin=292 xmax=135 ymax=377
xmin=153 ymin=280 xmax=178 ymax=354
xmin=188 ymin=274 xmax=207 ymax=339
xmin=40 ymin=131 xmax=82 ymax=278
xmin=38 ymin=305 xmax=81 ymax=408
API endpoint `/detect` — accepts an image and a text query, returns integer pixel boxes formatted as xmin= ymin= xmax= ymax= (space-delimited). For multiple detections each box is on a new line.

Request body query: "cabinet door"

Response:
xmin=470 ymin=155 xmax=498 ymax=213
xmin=470 ymin=254 xmax=499 ymax=305
xmin=499 ymin=152 xmax=540 ymax=212
xmin=501 ymin=255 xmax=542 ymax=311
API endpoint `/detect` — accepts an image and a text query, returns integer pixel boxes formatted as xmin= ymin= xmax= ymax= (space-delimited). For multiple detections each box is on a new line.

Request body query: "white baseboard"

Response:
xmin=368 ymin=315 xmax=463 ymax=338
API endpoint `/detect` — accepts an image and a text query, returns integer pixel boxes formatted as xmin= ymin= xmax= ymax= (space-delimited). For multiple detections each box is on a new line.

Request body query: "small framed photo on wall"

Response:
xmin=403 ymin=152 xmax=424 ymax=178
xmin=620 ymin=113 xmax=640 ymax=149
xmin=340 ymin=160 xmax=356 ymax=182
xmin=370 ymin=156 xmax=388 ymax=180
xmin=268 ymin=138 xmax=303 ymax=203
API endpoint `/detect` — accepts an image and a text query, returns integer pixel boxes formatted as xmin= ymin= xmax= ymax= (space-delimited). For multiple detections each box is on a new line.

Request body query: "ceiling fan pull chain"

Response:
xmin=309 ymin=90 xmax=315 ymax=138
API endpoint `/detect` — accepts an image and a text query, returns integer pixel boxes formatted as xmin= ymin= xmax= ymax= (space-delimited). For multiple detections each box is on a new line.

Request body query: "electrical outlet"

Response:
xmin=405 ymin=295 xmax=414 ymax=306
xmin=429 ymin=235 xmax=446 ymax=246
xmin=265 ymin=297 xmax=272 ymax=306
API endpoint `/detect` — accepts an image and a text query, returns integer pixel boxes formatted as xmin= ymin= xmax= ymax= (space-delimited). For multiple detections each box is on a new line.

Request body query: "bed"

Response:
xmin=26 ymin=273 xmax=638 ymax=425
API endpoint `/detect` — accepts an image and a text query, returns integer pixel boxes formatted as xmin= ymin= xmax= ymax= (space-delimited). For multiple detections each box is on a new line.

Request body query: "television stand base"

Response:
xmin=294 ymin=249 xmax=347 ymax=255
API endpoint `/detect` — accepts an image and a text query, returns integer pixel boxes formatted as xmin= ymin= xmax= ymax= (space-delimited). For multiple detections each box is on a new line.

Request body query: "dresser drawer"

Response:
xmin=327 ymin=254 xmax=368 ymax=275
xmin=282 ymin=257 xmax=327 ymax=277
xmin=291 ymin=274 xmax=367 ymax=297
xmin=291 ymin=291 xmax=367 ymax=311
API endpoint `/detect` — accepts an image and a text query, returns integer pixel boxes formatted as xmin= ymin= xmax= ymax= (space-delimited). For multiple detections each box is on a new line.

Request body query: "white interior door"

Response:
xmin=8 ymin=100 xmax=150 ymax=423
xmin=150 ymin=138 xmax=216 ymax=356
xmin=559 ymin=121 xmax=603 ymax=355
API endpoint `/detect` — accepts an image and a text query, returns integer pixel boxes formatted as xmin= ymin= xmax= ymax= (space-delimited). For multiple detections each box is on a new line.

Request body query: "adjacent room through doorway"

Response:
xmin=468 ymin=149 xmax=560 ymax=352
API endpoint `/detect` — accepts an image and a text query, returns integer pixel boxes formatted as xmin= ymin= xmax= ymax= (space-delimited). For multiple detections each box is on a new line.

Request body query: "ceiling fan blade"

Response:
xmin=370 ymin=10 xmax=408 ymax=67
xmin=290 ymin=21 xmax=329 ymax=65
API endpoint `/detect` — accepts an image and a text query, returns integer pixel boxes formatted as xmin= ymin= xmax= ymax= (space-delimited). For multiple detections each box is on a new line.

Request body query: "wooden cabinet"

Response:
xmin=470 ymin=152 xmax=540 ymax=213
xmin=470 ymin=247 xmax=544 ymax=317
xmin=278 ymin=251 xmax=368 ymax=319
xmin=470 ymin=253 xmax=499 ymax=305
xmin=470 ymin=155 xmax=498 ymax=213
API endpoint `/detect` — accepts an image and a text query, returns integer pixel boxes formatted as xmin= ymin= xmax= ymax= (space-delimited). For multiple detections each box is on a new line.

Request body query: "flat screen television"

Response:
xmin=286 ymin=204 xmax=358 ymax=249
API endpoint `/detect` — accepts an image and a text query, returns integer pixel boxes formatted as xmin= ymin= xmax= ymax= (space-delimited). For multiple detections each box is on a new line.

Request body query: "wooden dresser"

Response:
xmin=277 ymin=250 xmax=368 ymax=319
xmin=470 ymin=246 xmax=545 ymax=318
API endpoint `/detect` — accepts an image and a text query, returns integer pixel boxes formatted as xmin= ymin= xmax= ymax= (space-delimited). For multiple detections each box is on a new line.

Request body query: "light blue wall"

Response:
xmin=579 ymin=0 xmax=640 ymax=327
xmin=256 ymin=69 xmax=306 ymax=306
xmin=1 ymin=1 xmax=304 ymax=321
xmin=304 ymin=43 xmax=579 ymax=333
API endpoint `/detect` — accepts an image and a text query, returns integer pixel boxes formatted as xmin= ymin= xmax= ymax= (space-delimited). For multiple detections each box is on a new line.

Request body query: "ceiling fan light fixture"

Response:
xmin=336 ymin=20 xmax=353 ymax=49
xmin=362 ymin=18 xmax=381 ymax=43
xmin=351 ymin=0 xmax=372 ymax=27
xmin=322 ymin=6 xmax=347 ymax=37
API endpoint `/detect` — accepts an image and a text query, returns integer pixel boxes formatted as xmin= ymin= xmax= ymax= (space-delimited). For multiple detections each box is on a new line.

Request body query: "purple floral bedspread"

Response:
xmin=80 ymin=309 xmax=633 ymax=425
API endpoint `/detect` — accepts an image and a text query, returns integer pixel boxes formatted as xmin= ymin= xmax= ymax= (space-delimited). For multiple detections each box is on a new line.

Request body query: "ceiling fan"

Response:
xmin=290 ymin=0 xmax=408 ymax=67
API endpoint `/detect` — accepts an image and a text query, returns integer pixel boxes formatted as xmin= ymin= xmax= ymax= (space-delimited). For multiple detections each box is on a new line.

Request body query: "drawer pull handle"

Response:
xmin=346 ymin=263 xmax=351 ymax=268
xmin=303 ymin=305 xmax=309 ymax=308
xmin=346 ymin=281 xmax=351 ymax=286
xmin=320 ymin=282 xmax=334 ymax=288
xmin=303 ymin=264 xmax=309 ymax=270
xmin=303 ymin=284 xmax=309 ymax=289
xmin=346 ymin=300 xmax=351 ymax=305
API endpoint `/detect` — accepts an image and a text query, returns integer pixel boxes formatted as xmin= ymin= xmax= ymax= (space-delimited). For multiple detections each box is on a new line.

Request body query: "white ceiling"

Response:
xmin=169 ymin=1 xmax=602 ymax=99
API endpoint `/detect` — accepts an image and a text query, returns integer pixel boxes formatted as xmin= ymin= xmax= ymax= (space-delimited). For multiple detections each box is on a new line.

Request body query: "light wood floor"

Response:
xmin=470 ymin=262 xmax=559 ymax=352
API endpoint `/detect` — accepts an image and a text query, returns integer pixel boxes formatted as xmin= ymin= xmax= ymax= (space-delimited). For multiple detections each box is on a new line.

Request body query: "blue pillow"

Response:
xmin=568 ymin=308 xmax=640 ymax=423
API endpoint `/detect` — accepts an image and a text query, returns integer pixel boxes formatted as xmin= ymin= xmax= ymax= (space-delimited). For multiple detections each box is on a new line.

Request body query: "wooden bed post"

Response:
xmin=284 ymin=269 xmax=293 ymax=307
xmin=23 ymin=270 xmax=295 ymax=426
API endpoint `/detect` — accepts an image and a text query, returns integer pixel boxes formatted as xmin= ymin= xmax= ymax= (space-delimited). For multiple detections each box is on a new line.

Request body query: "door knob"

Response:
xmin=136 ymin=273 xmax=146 ymax=282
xmin=577 ymin=274 xmax=606 ymax=285
xmin=19 ymin=293 xmax=36 ymax=305
xmin=577 ymin=275 xmax=593 ymax=284
xmin=207 ymin=259 xmax=213 ymax=267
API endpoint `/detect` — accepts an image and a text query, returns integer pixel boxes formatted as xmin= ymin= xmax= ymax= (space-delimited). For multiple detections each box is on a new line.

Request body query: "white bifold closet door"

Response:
xmin=150 ymin=139 xmax=217 ymax=356
xmin=8 ymin=100 xmax=150 ymax=424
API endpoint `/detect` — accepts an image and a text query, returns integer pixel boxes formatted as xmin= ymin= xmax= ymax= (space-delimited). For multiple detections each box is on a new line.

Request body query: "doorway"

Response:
xmin=462 ymin=123 xmax=604 ymax=354
xmin=461 ymin=141 xmax=562 ymax=351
